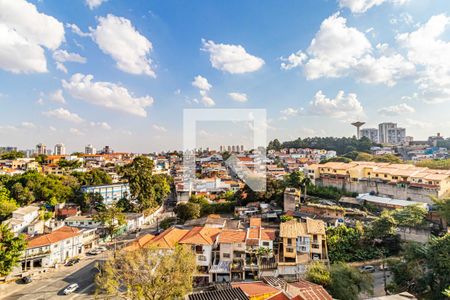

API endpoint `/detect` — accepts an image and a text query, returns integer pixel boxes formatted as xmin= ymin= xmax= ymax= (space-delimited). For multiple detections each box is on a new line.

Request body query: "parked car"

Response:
xmin=63 ymin=283 xmax=79 ymax=295
xmin=65 ymin=258 xmax=80 ymax=266
xmin=87 ymin=249 xmax=100 ymax=256
xmin=21 ymin=276 xmax=32 ymax=284
xmin=360 ymin=265 xmax=376 ymax=273
xmin=96 ymin=246 xmax=107 ymax=252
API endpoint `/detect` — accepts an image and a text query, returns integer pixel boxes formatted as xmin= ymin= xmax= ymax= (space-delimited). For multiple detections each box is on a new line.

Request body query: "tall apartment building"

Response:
xmin=378 ymin=123 xmax=396 ymax=144
xmin=378 ymin=123 xmax=406 ymax=144
xmin=360 ymin=128 xmax=379 ymax=143
xmin=85 ymin=144 xmax=96 ymax=155
xmin=35 ymin=143 xmax=46 ymax=155
xmin=387 ymin=127 xmax=406 ymax=145
xmin=54 ymin=143 xmax=66 ymax=155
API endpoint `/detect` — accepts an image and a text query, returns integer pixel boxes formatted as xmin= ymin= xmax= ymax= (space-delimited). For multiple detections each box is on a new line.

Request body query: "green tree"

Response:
xmin=0 ymin=151 xmax=24 ymax=160
xmin=95 ymin=245 xmax=196 ymax=299
xmin=94 ymin=204 xmax=126 ymax=241
xmin=72 ymin=169 xmax=112 ymax=186
xmin=280 ymin=215 xmax=294 ymax=222
xmin=427 ymin=234 xmax=450 ymax=298
xmin=0 ymin=186 xmax=18 ymax=221
xmin=328 ymin=263 xmax=373 ymax=300
xmin=120 ymin=156 xmax=157 ymax=211
xmin=306 ymin=261 xmax=331 ymax=287
xmin=366 ymin=210 xmax=397 ymax=240
xmin=268 ymin=139 xmax=282 ymax=151
xmin=174 ymin=202 xmax=200 ymax=222
xmin=392 ymin=204 xmax=427 ymax=228
xmin=432 ymin=196 xmax=450 ymax=222
xmin=0 ymin=224 xmax=26 ymax=276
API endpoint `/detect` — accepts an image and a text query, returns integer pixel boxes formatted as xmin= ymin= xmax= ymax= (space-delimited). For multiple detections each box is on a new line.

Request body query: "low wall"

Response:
xmin=317 ymin=178 xmax=436 ymax=203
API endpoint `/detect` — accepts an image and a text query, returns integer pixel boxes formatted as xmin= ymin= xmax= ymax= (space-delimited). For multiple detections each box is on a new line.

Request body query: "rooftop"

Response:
xmin=27 ymin=226 xmax=80 ymax=248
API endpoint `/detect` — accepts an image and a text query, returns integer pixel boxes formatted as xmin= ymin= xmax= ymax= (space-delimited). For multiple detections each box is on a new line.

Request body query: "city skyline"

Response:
xmin=1 ymin=0 xmax=450 ymax=152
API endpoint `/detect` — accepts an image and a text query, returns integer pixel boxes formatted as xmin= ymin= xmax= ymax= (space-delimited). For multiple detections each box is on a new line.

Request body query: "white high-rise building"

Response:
xmin=85 ymin=144 xmax=96 ymax=155
xmin=54 ymin=143 xmax=66 ymax=155
xmin=378 ymin=123 xmax=397 ymax=144
xmin=387 ymin=127 xmax=406 ymax=145
xmin=36 ymin=143 xmax=46 ymax=155
xmin=360 ymin=128 xmax=379 ymax=143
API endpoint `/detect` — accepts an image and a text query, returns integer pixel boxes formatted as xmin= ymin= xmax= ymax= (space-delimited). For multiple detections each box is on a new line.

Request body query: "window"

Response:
xmin=287 ymin=239 xmax=292 ymax=246
xmin=198 ymin=255 xmax=207 ymax=261
xmin=286 ymin=248 xmax=294 ymax=253
xmin=66 ymin=240 xmax=70 ymax=244
xmin=223 ymin=253 xmax=230 ymax=258
xmin=195 ymin=245 xmax=203 ymax=254
xmin=262 ymin=241 xmax=270 ymax=247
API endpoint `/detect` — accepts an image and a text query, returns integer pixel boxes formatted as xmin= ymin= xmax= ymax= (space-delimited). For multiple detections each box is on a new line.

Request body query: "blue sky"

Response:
xmin=1 ymin=0 xmax=450 ymax=152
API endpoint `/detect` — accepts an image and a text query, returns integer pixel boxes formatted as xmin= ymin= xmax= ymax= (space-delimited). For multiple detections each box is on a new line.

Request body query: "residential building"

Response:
xmin=64 ymin=216 xmax=100 ymax=228
xmin=378 ymin=123 xmax=397 ymax=144
xmin=361 ymin=128 xmax=379 ymax=143
xmin=80 ymin=183 xmax=130 ymax=205
xmin=35 ymin=143 xmax=46 ymax=155
xmin=21 ymin=226 xmax=82 ymax=272
xmin=3 ymin=205 xmax=40 ymax=234
xmin=306 ymin=161 xmax=450 ymax=203
xmin=54 ymin=143 xmax=66 ymax=155
xmin=278 ymin=219 xmax=328 ymax=278
xmin=286 ymin=279 xmax=333 ymax=300
xmin=179 ymin=226 xmax=221 ymax=286
xmin=85 ymin=144 xmax=96 ymax=155
xmin=387 ymin=127 xmax=406 ymax=145
xmin=213 ymin=230 xmax=247 ymax=282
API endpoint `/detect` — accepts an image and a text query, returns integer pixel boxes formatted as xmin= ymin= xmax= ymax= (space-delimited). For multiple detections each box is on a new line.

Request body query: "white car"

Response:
xmin=96 ymin=246 xmax=107 ymax=252
xmin=63 ymin=283 xmax=79 ymax=295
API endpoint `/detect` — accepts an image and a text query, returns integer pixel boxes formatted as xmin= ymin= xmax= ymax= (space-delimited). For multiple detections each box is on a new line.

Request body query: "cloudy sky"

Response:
xmin=1 ymin=0 xmax=450 ymax=152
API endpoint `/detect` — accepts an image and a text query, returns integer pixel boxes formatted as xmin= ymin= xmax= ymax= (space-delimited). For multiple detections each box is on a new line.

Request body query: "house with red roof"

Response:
xmin=20 ymin=226 xmax=83 ymax=272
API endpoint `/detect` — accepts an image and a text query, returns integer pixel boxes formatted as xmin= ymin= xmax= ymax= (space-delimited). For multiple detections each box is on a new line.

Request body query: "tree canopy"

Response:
xmin=96 ymin=245 xmax=196 ymax=299
xmin=0 ymin=224 xmax=26 ymax=276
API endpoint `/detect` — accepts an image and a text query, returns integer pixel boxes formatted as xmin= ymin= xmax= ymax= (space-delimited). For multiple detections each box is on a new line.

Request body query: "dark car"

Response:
xmin=22 ymin=276 xmax=32 ymax=284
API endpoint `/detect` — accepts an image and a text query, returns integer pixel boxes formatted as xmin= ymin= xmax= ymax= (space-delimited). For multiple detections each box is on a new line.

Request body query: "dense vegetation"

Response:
xmin=306 ymin=261 xmax=373 ymax=300
xmin=388 ymin=235 xmax=450 ymax=299
xmin=0 ymin=224 xmax=26 ymax=276
xmin=268 ymin=137 xmax=374 ymax=155
xmin=416 ymin=158 xmax=450 ymax=170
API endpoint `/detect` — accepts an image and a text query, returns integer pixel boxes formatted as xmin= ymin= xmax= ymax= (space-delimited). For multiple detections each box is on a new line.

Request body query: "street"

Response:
xmin=0 ymin=206 xmax=173 ymax=300
xmin=0 ymin=254 xmax=103 ymax=300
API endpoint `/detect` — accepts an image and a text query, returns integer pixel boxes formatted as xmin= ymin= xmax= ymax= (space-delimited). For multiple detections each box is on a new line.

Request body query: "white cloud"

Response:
xmin=201 ymin=39 xmax=264 ymax=74
xmin=288 ymin=13 xmax=413 ymax=86
xmin=62 ymin=73 xmax=153 ymax=117
xmin=90 ymin=121 xmax=111 ymax=130
xmin=91 ymin=14 xmax=155 ymax=77
xmin=43 ymin=108 xmax=84 ymax=123
xmin=21 ymin=121 xmax=36 ymax=129
xmin=0 ymin=0 xmax=64 ymax=73
xmin=378 ymin=103 xmax=415 ymax=116
xmin=52 ymin=49 xmax=86 ymax=73
xmin=309 ymin=90 xmax=364 ymax=120
xmin=280 ymin=107 xmax=301 ymax=120
xmin=192 ymin=75 xmax=212 ymax=91
xmin=53 ymin=49 xmax=86 ymax=63
xmin=49 ymin=89 xmax=66 ymax=104
xmin=201 ymin=95 xmax=215 ymax=107
xmin=304 ymin=14 xmax=371 ymax=79
xmin=280 ymin=50 xmax=307 ymax=70
xmin=69 ymin=128 xmax=84 ymax=136
xmin=397 ymin=14 xmax=450 ymax=103
xmin=66 ymin=23 xmax=90 ymax=37
xmin=228 ymin=92 xmax=248 ymax=102
xmin=49 ymin=126 xmax=56 ymax=132
xmin=85 ymin=0 xmax=107 ymax=10
xmin=152 ymin=124 xmax=167 ymax=132
xmin=404 ymin=118 xmax=432 ymax=129
xmin=339 ymin=0 xmax=409 ymax=14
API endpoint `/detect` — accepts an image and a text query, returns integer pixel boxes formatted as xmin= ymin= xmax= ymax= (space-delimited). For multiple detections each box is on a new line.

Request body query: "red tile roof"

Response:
xmin=217 ymin=230 xmax=246 ymax=243
xmin=148 ymin=227 xmax=189 ymax=249
xmin=261 ymin=229 xmax=276 ymax=241
xmin=231 ymin=281 xmax=279 ymax=297
xmin=179 ymin=226 xmax=221 ymax=245
xmin=289 ymin=280 xmax=332 ymax=300
xmin=123 ymin=234 xmax=155 ymax=251
xmin=27 ymin=226 xmax=80 ymax=248
xmin=266 ymin=291 xmax=291 ymax=300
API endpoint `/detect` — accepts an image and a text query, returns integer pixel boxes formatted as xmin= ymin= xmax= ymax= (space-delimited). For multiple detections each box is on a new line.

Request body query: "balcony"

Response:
xmin=24 ymin=249 xmax=51 ymax=259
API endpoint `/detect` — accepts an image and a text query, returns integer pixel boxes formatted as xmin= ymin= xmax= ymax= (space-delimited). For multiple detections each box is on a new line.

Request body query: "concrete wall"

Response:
xmin=317 ymin=178 xmax=437 ymax=203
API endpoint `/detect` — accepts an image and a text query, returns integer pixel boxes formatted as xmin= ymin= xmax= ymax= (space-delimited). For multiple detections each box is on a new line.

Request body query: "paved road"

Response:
xmin=0 ymin=206 xmax=174 ymax=300
xmin=0 ymin=253 xmax=107 ymax=300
